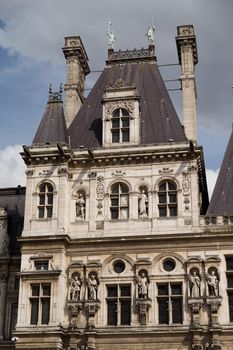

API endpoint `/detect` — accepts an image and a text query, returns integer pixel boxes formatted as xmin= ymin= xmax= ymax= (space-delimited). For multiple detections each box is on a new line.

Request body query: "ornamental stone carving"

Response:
xmin=96 ymin=176 xmax=105 ymax=215
xmin=158 ymin=167 xmax=174 ymax=174
xmin=182 ymin=168 xmax=191 ymax=210
xmin=105 ymin=101 xmax=134 ymax=120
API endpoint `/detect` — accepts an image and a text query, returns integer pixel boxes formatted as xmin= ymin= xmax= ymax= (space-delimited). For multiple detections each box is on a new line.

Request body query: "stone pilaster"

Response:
xmin=0 ymin=274 xmax=8 ymax=339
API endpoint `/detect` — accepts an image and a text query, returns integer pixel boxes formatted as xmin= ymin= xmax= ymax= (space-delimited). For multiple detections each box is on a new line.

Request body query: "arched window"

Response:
xmin=111 ymin=108 xmax=130 ymax=143
xmin=38 ymin=183 xmax=54 ymax=219
xmin=158 ymin=180 xmax=177 ymax=217
xmin=110 ymin=183 xmax=129 ymax=220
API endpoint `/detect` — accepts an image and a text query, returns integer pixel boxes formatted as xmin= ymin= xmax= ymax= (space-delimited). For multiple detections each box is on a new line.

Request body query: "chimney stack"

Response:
xmin=176 ymin=25 xmax=198 ymax=143
xmin=62 ymin=36 xmax=90 ymax=128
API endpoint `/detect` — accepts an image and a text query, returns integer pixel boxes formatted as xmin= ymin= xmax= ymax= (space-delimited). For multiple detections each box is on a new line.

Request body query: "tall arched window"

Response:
xmin=38 ymin=183 xmax=54 ymax=219
xmin=111 ymin=108 xmax=130 ymax=143
xmin=158 ymin=180 xmax=177 ymax=217
xmin=110 ymin=183 xmax=129 ymax=220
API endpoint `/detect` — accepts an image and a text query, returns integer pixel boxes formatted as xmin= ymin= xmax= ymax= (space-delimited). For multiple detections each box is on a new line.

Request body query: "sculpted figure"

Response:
xmin=145 ymin=25 xmax=156 ymax=45
xmin=207 ymin=270 xmax=219 ymax=296
xmin=76 ymin=193 xmax=85 ymax=219
xmin=70 ymin=275 xmax=82 ymax=301
xmin=87 ymin=274 xmax=98 ymax=300
xmin=138 ymin=190 xmax=148 ymax=216
xmin=107 ymin=22 xmax=116 ymax=50
xmin=188 ymin=271 xmax=201 ymax=298
xmin=137 ymin=271 xmax=149 ymax=299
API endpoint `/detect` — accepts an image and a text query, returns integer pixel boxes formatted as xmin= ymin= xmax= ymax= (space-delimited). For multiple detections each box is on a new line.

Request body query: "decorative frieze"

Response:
xmin=105 ymin=100 xmax=134 ymax=120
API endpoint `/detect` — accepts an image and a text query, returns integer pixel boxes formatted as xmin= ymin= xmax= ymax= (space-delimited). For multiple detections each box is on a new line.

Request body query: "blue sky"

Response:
xmin=0 ymin=0 xmax=233 ymax=194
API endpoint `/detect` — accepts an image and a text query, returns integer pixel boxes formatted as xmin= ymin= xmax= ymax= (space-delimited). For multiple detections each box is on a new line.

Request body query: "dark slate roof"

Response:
xmin=33 ymin=94 xmax=68 ymax=145
xmin=0 ymin=186 xmax=25 ymax=256
xmin=207 ymin=130 xmax=233 ymax=215
xmin=69 ymin=61 xmax=186 ymax=148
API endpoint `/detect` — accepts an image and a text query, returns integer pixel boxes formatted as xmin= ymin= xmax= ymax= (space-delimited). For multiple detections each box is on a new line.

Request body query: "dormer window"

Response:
xmin=111 ymin=108 xmax=130 ymax=143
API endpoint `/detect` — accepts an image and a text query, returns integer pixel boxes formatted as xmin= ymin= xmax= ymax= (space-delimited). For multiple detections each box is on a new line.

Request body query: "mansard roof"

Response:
xmin=68 ymin=48 xmax=186 ymax=149
xmin=33 ymin=88 xmax=68 ymax=145
xmin=208 ymin=129 xmax=233 ymax=215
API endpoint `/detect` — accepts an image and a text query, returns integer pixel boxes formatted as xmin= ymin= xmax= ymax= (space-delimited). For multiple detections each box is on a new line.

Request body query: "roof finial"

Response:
xmin=59 ymin=82 xmax=63 ymax=98
xmin=49 ymin=83 xmax=53 ymax=99
xmin=48 ymin=83 xmax=63 ymax=102
xmin=145 ymin=21 xmax=156 ymax=46
xmin=107 ymin=21 xmax=116 ymax=50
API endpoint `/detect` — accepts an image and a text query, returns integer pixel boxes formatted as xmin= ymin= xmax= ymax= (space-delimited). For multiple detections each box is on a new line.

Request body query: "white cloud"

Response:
xmin=0 ymin=145 xmax=26 ymax=188
xmin=206 ymin=168 xmax=219 ymax=199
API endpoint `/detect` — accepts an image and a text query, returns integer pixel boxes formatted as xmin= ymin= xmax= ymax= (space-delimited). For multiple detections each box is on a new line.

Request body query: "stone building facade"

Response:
xmin=1 ymin=24 xmax=233 ymax=350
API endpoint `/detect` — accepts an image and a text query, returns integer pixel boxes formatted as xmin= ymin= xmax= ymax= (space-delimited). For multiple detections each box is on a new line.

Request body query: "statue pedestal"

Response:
xmin=136 ymin=298 xmax=151 ymax=325
xmin=206 ymin=297 xmax=222 ymax=326
xmin=188 ymin=297 xmax=204 ymax=327
xmin=84 ymin=300 xmax=101 ymax=329
xmin=67 ymin=301 xmax=83 ymax=328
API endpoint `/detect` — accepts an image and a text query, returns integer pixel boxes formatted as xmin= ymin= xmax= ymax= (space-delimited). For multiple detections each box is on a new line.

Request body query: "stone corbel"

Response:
xmin=188 ymin=298 xmax=204 ymax=327
xmin=206 ymin=297 xmax=222 ymax=326
xmin=84 ymin=300 xmax=101 ymax=329
xmin=211 ymin=341 xmax=222 ymax=350
xmin=67 ymin=301 xmax=83 ymax=328
xmin=192 ymin=343 xmax=203 ymax=350
xmin=136 ymin=298 xmax=151 ymax=325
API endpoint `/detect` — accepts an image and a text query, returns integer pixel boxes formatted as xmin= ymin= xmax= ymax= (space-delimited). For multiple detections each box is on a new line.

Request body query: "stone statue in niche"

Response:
xmin=87 ymin=274 xmax=98 ymax=300
xmin=207 ymin=270 xmax=219 ymax=297
xmin=69 ymin=275 xmax=82 ymax=301
xmin=188 ymin=270 xmax=201 ymax=298
xmin=145 ymin=25 xmax=156 ymax=46
xmin=76 ymin=193 xmax=85 ymax=219
xmin=137 ymin=271 xmax=149 ymax=299
xmin=138 ymin=189 xmax=148 ymax=217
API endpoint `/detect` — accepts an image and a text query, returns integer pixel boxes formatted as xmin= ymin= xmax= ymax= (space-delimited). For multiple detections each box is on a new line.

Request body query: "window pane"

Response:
xmin=111 ymin=197 xmax=119 ymax=207
xmin=226 ymin=257 xmax=233 ymax=270
xmin=120 ymin=286 xmax=131 ymax=297
xmin=120 ymin=208 xmax=128 ymax=219
xmin=158 ymin=284 xmax=168 ymax=296
xmin=227 ymin=274 xmax=233 ymax=288
xmin=122 ymin=130 xmax=129 ymax=142
xmin=169 ymin=206 xmax=177 ymax=217
xmin=30 ymin=300 xmax=39 ymax=325
xmin=159 ymin=183 xmax=166 ymax=191
xmin=171 ymin=283 xmax=182 ymax=295
xmin=121 ymin=108 xmax=129 ymax=116
xmin=169 ymin=193 xmax=177 ymax=203
xmin=108 ymin=286 xmax=118 ymax=297
xmin=112 ymin=119 xmax=120 ymax=128
xmin=112 ymin=131 xmax=120 ymax=143
xmin=47 ymin=184 xmax=53 ymax=193
xmin=158 ymin=298 xmax=169 ymax=324
xmin=111 ymin=209 xmax=118 ymax=220
xmin=121 ymin=300 xmax=131 ymax=325
xmin=172 ymin=298 xmax=183 ymax=323
xmin=38 ymin=207 xmax=45 ymax=218
xmin=122 ymin=118 xmax=129 ymax=127
xmin=158 ymin=194 xmax=166 ymax=204
xmin=39 ymin=194 xmax=45 ymax=205
xmin=47 ymin=194 xmax=53 ymax=205
xmin=40 ymin=184 xmax=46 ymax=193
xmin=47 ymin=206 xmax=53 ymax=218
xmin=31 ymin=285 xmax=40 ymax=296
xmin=159 ymin=206 xmax=167 ymax=217
xmin=113 ymin=109 xmax=120 ymax=117
xmin=168 ymin=182 xmax=176 ymax=190
xmin=120 ymin=184 xmax=128 ymax=193
xmin=228 ymin=292 xmax=233 ymax=322
xmin=111 ymin=184 xmax=119 ymax=194
xmin=41 ymin=299 xmax=50 ymax=324
xmin=107 ymin=301 xmax=117 ymax=325
xmin=120 ymin=195 xmax=128 ymax=206
xmin=10 ymin=304 xmax=18 ymax=335
xmin=42 ymin=285 xmax=51 ymax=296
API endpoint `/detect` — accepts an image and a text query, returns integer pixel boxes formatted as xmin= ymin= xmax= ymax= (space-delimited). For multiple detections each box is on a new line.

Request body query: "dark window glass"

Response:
xmin=113 ymin=261 xmax=125 ymax=273
xmin=111 ymin=197 xmax=119 ymax=207
xmin=112 ymin=119 xmax=120 ymax=128
xmin=158 ymin=284 xmax=168 ymax=296
xmin=108 ymin=286 xmax=118 ymax=297
xmin=172 ymin=298 xmax=183 ymax=323
xmin=163 ymin=259 xmax=176 ymax=272
xmin=112 ymin=130 xmax=120 ymax=143
xmin=41 ymin=299 xmax=50 ymax=324
xmin=42 ymin=285 xmax=51 ymax=296
xmin=38 ymin=183 xmax=54 ymax=219
xmin=38 ymin=207 xmax=45 ymax=218
xmin=35 ymin=261 xmax=49 ymax=271
xmin=158 ymin=298 xmax=169 ymax=324
xmin=122 ymin=118 xmax=129 ymax=127
xmin=47 ymin=207 xmax=53 ymax=218
xmin=30 ymin=300 xmax=39 ymax=325
xmin=121 ymin=286 xmax=131 ymax=297
xmin=121 ymin=300 xmax=131 ymax=325
xmin=111 ymin=108 xmax=130 ymax=143
xmin=158 ymin=194 xmax=166 ymax=204
xmin=10 ymin=303 xmax=18 ymax=335
xmin=121 ymin=108 xmax=129 ymax=116
xmin=159 ymin=206 xmax=167 ymax=217
xmin=107 ymin=301 xmax=117 ymax=325
xmin=227 ymin=274 xmax=233 ymax=288
xmin=31 ymin=285 xmax=40 ymax=296
xmin=47 ymin=184 xmax=53 ymax=192
xmin=226 ymin=257 xmax=233 ymax=271
xmin=110 ymin=183 xmax=129 ymax=220
xmin=122 ymin=130 xmax=129 ymax=142
xmin=158 ymin=181 xmax=177 ymax=218
xmin=47 ymin=194 xmax=53 ymax=205
xmin=14 ymin=276 xmax=20 ymax=290
xmin=171 ymin=283 xmax=182 ymax=295
xmin=169 ymin=206 xmax=177 ymax=217
xmin=110 ymin=209 xmax=118 ymax=220
xmin=39 ymin=194 xmax=45 ymax=205
xmin=169 ymin=193 xmax=177 ymax=203
xmin=228 ymin=292 xmax=233 ymax=322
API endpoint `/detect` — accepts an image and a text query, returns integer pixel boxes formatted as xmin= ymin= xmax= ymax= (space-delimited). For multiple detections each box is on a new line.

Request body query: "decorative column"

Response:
xmin=0 ymin=274 xmax=8 ymax=339
xmin=63 ymin=36 xmax=90 ymax=127
xmin=176 ymin=25 xmax=198 ymax=143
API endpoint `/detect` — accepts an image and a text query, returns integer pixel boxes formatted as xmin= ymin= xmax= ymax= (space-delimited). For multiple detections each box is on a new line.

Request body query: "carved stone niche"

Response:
xmin=67 ymin=263 xmax=85 ymax=328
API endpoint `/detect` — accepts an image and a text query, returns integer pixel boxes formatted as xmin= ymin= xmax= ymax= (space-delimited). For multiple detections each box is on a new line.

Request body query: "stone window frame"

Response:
xmin=106 ymin=283 xmax=132 ymax=326
xmin=109 ymin=182 xmax=130 ymax=220
xmin=157 ymin=178 xmax=178 ymax=218
xmin=36 ymin=181 xmax=56 ymax=220
xmin=111 ymin=107 xmax=130 ymax=143
xmin=29 ymin=282 xmax=52 ymax=326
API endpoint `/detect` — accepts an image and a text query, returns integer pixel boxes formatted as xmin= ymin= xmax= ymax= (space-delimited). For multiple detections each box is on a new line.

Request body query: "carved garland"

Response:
xmin=182 ymin=168 xmax=191 ymax=210
xmin=96 ymin=176 xmax=105 ymax=215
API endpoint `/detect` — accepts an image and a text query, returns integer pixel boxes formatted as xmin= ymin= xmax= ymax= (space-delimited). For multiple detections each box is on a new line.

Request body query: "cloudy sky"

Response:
xmin=0 ymin=0 xmax=233 ymax=196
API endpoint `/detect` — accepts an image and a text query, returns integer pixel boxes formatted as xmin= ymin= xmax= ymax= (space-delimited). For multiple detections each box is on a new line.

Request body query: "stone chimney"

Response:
xmin=176 ymin=25 xmax=198 ymax=143
xmin=62 ymin=36 xmax=90 ymax=128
